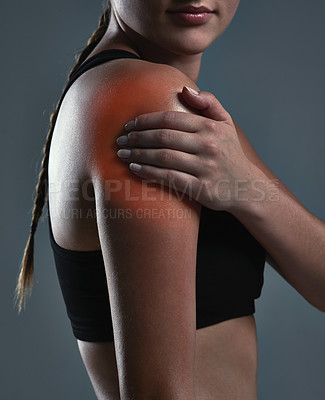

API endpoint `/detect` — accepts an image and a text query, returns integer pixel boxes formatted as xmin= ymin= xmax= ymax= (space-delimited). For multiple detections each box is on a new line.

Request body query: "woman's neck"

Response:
xmin=98 ymin=12 xmax=202 ymax=83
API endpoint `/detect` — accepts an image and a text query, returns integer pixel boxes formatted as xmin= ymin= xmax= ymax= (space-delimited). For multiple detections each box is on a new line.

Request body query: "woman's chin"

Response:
xmin=163 ymin=37 xmax=215 ymax=56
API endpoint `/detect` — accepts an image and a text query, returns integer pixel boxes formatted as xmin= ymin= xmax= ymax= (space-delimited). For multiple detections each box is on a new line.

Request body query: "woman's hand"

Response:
xmin=116 ymin=86 xmax=263 ymax=211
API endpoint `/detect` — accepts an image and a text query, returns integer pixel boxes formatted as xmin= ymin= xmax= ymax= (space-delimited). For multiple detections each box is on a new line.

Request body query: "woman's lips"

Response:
xmin=169 ymin=12 xmax=213 ymax=25
xmin=167 ymin=6 xmax=215 ymax=25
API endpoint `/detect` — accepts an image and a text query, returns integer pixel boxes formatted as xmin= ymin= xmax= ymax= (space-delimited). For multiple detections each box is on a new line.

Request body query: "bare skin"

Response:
xmin=78 ymin=315 xmax=258 ymax=400
xmin=47 ymin=1 xmax=265 ymax=398
xmin=48 ymin=58 xmax=259 ymax=399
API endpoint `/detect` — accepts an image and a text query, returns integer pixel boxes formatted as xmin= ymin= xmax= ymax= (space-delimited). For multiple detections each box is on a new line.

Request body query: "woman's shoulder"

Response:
xmin=69 ymin=57 xmax=199 ymax=140
xmin=96 ymin=55 xmax=195 ymax=85
xmin=70 ymin=56 xmax=198 ymax=113
xmin=58 ymin=56 xmax=200 ymax=183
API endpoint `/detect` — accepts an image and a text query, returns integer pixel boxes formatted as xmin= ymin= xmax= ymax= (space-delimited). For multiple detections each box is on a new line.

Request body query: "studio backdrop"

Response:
xmin=2 ymin=1 xmax=324 ymax=399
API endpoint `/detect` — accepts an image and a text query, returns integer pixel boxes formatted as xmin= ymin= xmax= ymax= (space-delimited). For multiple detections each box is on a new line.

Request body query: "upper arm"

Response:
xmin=86 ymin=63 xmax=201 ymax=398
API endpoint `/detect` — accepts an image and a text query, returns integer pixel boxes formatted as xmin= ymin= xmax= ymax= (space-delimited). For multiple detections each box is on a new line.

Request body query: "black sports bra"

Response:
xmin=48 ymin=49 xmax=265 ymax=342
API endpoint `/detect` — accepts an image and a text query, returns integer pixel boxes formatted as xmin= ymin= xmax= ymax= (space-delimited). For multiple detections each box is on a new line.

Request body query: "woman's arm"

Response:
xmin=115 ymin=88 xmax=325 ymax=312
xmin=84 ymin=61 xmax=201 ymax=400
xmin=231 ymin=120 xmax=325 ymax=312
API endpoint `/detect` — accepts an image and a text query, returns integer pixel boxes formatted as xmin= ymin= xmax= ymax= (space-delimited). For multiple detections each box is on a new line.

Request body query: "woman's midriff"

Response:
xmin=78 ymin=314 xmax=258 ymax=400
xmin=195 ymin=314 xmax=258 ymax=400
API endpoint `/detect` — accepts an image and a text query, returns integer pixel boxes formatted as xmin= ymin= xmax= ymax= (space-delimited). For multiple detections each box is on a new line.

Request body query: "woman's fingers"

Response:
xmin=115 ymin=88 xmax=250 ymax=212
xmin=117 ymin=147 xmax=203 ymax=178
xmin=126 ymin=110 xmax=200 ymax=133
xmin=117 ymin=129 xmax=200 ymax=154
xmin=127 ymin=162 xmax=201 ymax=200
xmin=181 ymin=87 xmax=232 ymax=124
xmin=123 ymin=88 xmax=233 ymax=144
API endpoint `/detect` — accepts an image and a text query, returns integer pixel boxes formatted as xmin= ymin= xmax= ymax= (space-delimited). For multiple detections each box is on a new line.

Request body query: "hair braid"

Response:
xmin=15 ymin=3 xmax=111 ymax=313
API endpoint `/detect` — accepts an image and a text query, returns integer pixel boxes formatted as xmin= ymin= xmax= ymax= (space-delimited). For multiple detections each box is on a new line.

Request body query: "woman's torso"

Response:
xmin=48 ymin=49 xmax=263 ymax=399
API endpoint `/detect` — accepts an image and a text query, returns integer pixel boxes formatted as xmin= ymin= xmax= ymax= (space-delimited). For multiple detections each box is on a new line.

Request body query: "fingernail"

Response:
xmin=184 ymin=86 xmax=199 ymax=95
xmin=116 ymin=135 xmax=128 ymax=145
xmin=117 ymin=149 xmax=131 ymax=158
xmin=129 ymin=163 xmax=142 ymax=172
xmin=125 ymin=120 xmax=135 ymax=131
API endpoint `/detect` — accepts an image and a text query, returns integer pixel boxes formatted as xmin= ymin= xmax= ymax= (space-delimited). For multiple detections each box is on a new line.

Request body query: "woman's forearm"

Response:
xmin=231 ymin=165 xmax=325 ymax=311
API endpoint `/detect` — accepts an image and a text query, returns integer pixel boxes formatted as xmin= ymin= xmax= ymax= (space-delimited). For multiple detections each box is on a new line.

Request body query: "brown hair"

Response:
xmin=14 ymin=3 xmax=112 ymax=313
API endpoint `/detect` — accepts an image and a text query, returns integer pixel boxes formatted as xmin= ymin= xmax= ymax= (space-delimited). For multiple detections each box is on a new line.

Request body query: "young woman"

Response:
xmin=15 ymin=1 xmax=325 ymax=399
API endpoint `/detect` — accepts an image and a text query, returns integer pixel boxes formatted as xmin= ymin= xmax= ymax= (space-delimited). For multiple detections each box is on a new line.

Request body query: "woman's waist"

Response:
xmin=195 ymin=315 xmax=258 ymax=399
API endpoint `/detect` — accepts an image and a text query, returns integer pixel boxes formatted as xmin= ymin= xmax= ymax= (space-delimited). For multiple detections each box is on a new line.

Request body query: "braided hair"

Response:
xmin=15 ymin=3 xmax=112 ymax=313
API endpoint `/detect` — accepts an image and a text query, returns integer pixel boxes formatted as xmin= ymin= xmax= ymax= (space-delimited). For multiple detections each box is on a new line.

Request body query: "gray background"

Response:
xmin=2 ymin=0 xmax=324 ymax=399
